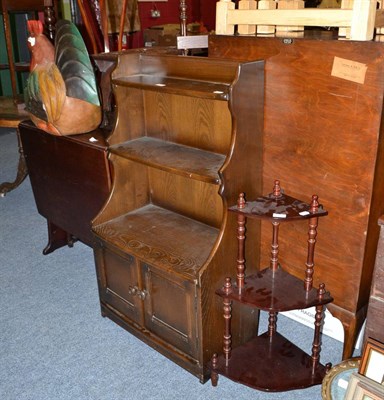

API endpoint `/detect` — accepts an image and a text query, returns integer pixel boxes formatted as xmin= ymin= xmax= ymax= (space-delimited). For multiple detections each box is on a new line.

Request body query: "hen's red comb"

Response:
xmin=27 ymin=20 xmax=43 ymax=36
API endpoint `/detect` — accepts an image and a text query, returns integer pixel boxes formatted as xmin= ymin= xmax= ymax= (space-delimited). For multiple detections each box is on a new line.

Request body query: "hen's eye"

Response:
xmin=28 ymin=37 xmax=35 ymax=46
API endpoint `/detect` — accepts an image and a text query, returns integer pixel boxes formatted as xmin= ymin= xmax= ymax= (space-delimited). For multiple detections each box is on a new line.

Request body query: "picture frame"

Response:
xmin=359 ymin=337 xmax=384 ymax=384
xmin=345 ymin=373 xmax=384 ymax=400
xmin=321 ymin=358 xmax=360 ymax=400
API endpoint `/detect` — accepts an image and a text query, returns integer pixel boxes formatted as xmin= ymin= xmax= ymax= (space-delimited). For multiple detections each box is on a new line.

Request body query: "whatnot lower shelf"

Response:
xmin=112 ymin=75 xmax=231 ymax=100
xmin=93 ymin=204 xmax=220 ymax=280
xmin=212 ymin=331 xmax=329 ymax=392
xmin=216 ymin=266 xmax=333 ymax=312
xmin=110 ymin=137 xmax=225 ymax=184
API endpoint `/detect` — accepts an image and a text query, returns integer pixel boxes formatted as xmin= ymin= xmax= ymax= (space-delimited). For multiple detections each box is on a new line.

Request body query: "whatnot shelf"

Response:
xmin=216 ymin=267 xmax=333 ymax=312
xmin=212 ymin=332 xmax=330 ymax=391
xmin=211 ymin=180 xmax=333 ymax=391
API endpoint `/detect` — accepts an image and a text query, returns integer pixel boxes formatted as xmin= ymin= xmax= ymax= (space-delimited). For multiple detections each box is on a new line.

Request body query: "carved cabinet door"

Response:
xmin=96 ymin=248 xmax=144 ymax=326
xmin=141 ymin=263 xmax=199 ymax=359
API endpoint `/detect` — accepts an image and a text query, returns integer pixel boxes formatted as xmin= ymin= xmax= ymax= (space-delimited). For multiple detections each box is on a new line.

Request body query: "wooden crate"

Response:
xmin=216 ymin=0 xmax=384 ymax=41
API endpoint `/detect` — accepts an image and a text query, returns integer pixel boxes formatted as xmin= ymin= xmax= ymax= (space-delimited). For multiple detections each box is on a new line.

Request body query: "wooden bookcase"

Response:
xmin=210 ymin=181 xmax=333 ymax=391
xmin=92 ymin=52 xmax=265 ymax=381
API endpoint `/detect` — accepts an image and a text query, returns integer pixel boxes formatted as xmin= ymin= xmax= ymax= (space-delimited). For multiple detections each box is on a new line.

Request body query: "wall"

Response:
xmin=199 ymin=0 xmax=216 ymax=31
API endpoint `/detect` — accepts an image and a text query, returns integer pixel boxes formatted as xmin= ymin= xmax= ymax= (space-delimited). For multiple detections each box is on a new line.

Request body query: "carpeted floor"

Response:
xmin=0 ymin=128 xmax=351 ymax=400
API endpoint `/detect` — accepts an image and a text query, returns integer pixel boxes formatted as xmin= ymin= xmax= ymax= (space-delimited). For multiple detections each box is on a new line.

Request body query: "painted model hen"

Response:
xmin=24 ymin=19 xmax=101 ymax=135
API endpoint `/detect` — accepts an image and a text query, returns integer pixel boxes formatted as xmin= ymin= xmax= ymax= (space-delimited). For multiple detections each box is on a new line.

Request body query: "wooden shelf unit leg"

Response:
xmin=270 ymin=222 xmax=280 ymax=271
xmin=304 ymin=195 xmax=320 ymax=292
xmin=223 ymin=277 xmax=233 ymax=366
xmin=311 ymin=283 xmax=326 ymax=368
xmin=236 ymin=193 xmax=246 ymax=290
xmin=210 ymin=353 xmax=219 ymax=386
xmin=268 ymin=311 xmax=277 ymax=336
xmin=270 ymin=179 xmax=281 ymax=272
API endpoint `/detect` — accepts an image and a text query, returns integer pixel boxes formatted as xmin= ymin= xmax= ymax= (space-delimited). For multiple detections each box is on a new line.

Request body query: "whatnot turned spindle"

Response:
xmin=210 ymin=180 xmax=333 ymax=392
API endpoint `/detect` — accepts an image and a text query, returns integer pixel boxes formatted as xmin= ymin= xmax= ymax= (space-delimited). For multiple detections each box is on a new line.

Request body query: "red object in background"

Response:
xmin=129 ymin=0 xmax=215 ymax=49
xmin=77 ymin=0 xmax=216 ymax=51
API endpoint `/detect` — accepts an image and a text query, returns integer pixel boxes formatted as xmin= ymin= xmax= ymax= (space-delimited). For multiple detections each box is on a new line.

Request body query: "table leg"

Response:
xmin=0 ymin=128 xmax=28 ymax=196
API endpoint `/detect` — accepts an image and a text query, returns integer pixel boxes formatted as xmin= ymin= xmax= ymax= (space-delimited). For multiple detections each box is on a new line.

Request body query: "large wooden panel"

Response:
xmin=144 ymin=92 xmax=232 ymax=154
xmin=209 ymin=35 xmax=384 ymax=359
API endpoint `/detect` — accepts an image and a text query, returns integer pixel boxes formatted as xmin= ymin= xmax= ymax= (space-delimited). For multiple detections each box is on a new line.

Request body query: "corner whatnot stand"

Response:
xmin=210 ymin=180 xmax=333 ymax=391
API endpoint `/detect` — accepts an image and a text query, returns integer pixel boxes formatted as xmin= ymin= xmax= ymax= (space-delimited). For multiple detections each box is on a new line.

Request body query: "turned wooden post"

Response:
xmin=43 ymin=0 xmax=56 ymax=42
xmin=270 ymin=180 xmax=281 ymax=272
xmin=270 ymin=222 xmax=280 ymax=272
xmin=311 ymin=283 xmax=326 ymax=368
xmin=304 ymin=195 xmax=319 ymax=292
xmin=179 ymin=0 xmax=188 ymax=55
xmin=179 ymin=0 xmax=187 ymax=37
xmin=268 ymin=311 xmax=277 ymax=336
xmin=236 ymin=193 xmax=246 ymax=290
xmin=223 ymin=277 xmax=233 ymax=366
xmin=210 ymin=353 xmax=219 ymax=386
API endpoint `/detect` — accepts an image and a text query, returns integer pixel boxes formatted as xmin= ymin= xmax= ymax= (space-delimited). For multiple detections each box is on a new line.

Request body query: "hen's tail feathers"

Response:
xmin=24 ymin=71 xmax=46 ymax=121
xmin=55 ymin=20 xmax=100 ymax=106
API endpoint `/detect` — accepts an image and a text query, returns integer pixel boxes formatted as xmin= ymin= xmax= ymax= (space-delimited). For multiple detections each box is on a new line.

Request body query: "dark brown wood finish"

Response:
xmin=19 ymin=121 xmax=111 ymax=253
xmin=209 ymin=35 xmax=384 ymax=359
xmin=212 ymin=332 xmax=330 ymax=391
xmin=211 ymin=183 xmax=333 ymax=391
xmin=92 ymin=53 xmax=265 ymax=382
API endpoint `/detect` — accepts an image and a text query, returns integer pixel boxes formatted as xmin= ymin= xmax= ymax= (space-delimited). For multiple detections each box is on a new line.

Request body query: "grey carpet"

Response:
xmin=0 ymin=128 xmax=348 ymax=399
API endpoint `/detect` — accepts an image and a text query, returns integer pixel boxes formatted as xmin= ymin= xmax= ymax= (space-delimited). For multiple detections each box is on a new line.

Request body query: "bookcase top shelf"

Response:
xmin=112 ymin=75 xmax=231 ymax=100
xmin=112 ymin=53 xmax=264 ymax=99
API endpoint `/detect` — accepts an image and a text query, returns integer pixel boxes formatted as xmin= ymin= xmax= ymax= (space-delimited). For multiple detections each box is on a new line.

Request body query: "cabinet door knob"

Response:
xmin=128 ymin=285 xmax=138 ymax=295
xmin=137 ymin=289 xmax=148 ymax=300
